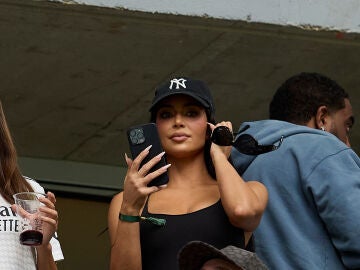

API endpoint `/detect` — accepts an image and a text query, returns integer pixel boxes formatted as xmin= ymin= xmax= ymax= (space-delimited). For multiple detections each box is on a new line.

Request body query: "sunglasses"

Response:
xmin=211 ymin=126 xmax=283 ymax=155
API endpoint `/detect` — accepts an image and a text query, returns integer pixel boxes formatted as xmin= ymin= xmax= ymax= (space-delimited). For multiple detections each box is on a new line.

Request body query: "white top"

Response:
xmin=0 ymin=177 xmax=64 ymax=270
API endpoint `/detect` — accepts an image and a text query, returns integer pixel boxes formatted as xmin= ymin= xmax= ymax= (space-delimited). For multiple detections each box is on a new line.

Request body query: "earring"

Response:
xmin=320 ymin=126 xmax=326 ymax=131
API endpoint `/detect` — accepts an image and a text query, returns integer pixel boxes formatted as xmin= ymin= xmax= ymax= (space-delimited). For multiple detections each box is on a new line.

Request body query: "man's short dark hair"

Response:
xmin=269 ymin=72 xmax=349 ymax=125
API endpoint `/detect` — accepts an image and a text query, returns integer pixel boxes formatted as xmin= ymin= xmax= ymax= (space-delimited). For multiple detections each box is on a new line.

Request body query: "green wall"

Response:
xmin=55 ymin=197 xmax=110 ymax=270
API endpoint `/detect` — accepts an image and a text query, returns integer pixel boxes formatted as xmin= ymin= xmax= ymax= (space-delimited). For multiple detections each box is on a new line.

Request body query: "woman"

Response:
xmin=0 ymin=100 xmax=63 ymax=269
xmin=108 ymin=77 xmax=268 ymax=270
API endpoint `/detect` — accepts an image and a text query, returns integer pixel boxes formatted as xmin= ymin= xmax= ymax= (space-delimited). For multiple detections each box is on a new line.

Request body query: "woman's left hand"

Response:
xmin=208 ymin=121 xmax=233 ymax=158
xmin=38 ymin=191 xmax=58 ymax=246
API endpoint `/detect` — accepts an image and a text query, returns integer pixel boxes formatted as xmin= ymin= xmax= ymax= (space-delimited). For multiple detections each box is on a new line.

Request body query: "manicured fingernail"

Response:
xmin=144 ymin=145 xmax=153 ymax=152
xmin=163 ymin=164 xmax=171 ymax=170
xmin=156 ymin=151 xmax=165 ymax=158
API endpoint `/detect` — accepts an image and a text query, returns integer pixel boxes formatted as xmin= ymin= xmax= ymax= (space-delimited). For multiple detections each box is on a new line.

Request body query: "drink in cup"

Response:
xmin=13 ymin=192 xmax=45 ymax=246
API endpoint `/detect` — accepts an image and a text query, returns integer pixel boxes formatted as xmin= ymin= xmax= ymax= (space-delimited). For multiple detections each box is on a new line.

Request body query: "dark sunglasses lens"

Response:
xmin=233 ymin=134 xmax=258 ymax=154
xmin=233 ymin=134 xmax=277 ymax=155
xmin=211 ymin=126 xmax=234 ymax=146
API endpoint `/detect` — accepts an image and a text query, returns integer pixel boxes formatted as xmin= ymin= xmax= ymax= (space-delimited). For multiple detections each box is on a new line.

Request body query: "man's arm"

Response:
xmin=307 ymin=149 xmax=360 ymax=268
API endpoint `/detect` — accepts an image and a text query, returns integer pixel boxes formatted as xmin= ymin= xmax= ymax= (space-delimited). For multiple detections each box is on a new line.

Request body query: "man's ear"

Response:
xmin=315 ymin=105 xmax=329 ymax=130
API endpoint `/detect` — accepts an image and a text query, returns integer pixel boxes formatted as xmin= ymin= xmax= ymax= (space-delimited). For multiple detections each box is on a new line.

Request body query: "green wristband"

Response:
xmin=119 ymin=214 xmax=141 ymax=223
xmin=118 ymin=213 xmax=166 ymax=226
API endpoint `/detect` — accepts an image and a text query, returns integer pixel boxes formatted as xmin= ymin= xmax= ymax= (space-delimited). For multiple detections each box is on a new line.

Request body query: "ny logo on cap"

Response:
xmin=169 ymin=78 xmax=187 ymax=89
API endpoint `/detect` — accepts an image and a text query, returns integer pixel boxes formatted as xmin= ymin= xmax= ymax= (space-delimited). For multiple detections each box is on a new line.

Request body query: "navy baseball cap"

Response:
xmin=149 ymin=77 xmax=215 ymax=118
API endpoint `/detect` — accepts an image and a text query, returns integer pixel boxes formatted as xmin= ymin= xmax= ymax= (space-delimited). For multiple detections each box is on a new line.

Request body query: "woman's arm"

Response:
xmin=209 ymin=122 xmax=268 ymax=232
xmin=109 ymin=148 xmax=170 ymax=270
xmin=36 ymin=244 xmax=57 ymax=270
xmin=36 ymin=192 xmax=59 ymax=270
xmin=109 ymin=193 xmax=143 ymax=270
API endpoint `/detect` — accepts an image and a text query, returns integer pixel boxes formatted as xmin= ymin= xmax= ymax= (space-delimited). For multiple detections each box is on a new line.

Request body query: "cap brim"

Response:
xmin=178 ymin=241 xmax=238 ymax=270
xmin=149 ymin=91 xmax=210 ymax=112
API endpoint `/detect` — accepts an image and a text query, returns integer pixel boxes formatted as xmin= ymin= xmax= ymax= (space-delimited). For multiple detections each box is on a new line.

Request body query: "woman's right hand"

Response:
xmin=209 ymin=121 xmax=233 ymax=159
xmin=120 ymin=145 xmax=170 ymax=215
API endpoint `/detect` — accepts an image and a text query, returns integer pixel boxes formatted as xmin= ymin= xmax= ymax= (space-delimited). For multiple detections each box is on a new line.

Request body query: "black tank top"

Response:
xmin=140 ymin=199 xmax=245 ymax=270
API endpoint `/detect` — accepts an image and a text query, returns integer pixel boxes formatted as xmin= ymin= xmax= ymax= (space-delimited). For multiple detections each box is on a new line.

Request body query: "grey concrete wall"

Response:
xmin=53 ymin=0 xmax=360 ymax=33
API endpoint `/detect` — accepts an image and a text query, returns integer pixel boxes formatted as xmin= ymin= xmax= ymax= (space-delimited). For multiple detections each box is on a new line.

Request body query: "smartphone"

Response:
xmin=126 ymin=123 xmax=169 ymax=187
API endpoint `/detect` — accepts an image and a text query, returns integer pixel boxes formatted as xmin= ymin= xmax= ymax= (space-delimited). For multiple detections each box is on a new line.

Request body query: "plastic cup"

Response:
xmin=13 ymin=192 xmax=46 ymax=246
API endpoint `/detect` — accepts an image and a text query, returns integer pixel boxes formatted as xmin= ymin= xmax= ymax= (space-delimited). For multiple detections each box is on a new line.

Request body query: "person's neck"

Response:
xmin=305 ymin=117 xmax=317 ymax=129
xmin=166 ymin=154 xmax=213 ymax=188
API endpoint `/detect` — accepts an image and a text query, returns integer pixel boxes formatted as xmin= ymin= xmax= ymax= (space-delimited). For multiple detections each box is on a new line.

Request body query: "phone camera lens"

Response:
xmin=130 ymin=128 xmax=145 ymax=144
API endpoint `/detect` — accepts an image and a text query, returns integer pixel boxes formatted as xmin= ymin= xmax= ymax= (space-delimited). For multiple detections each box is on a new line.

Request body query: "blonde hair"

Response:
xmin=0 ymin=101 xmax=33 ymax=203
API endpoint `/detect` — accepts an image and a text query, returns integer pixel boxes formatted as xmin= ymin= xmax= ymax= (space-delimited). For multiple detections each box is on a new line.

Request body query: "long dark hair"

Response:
xmin=204 ymin=108 xmax=216 ymax=179
xmin=0 ymin=101 xmax=33 ymax=203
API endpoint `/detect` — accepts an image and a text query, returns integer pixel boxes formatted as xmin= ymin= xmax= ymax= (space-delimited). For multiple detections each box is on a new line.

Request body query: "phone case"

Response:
xmin=126 ymin=123 xmax=169 ymax=187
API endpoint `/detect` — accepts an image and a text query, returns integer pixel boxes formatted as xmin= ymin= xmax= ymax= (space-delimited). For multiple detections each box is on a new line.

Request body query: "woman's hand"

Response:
xmin=121 ymin=145 xmax=170 ymax=215
xmin=38 ymin=191 xmax=58 ymax=246
xmin=10 ymin=192 xmax=58 ymax=247
xmin=209 ymin=121 xmax=233 ymax=159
